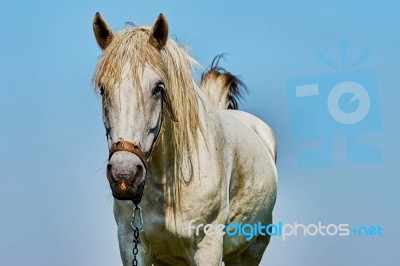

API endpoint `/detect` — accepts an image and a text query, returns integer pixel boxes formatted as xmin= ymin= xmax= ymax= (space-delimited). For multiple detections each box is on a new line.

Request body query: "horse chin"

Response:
xmin=112 ymin=193 xmax=140 ymax=201
xmin=110 ymin=179 xmax=146 ymax=201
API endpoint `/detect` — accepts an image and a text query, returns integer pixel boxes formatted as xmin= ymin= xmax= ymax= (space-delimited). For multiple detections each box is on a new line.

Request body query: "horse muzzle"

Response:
xmin=107 ymin=140 xmax=148 ymax=201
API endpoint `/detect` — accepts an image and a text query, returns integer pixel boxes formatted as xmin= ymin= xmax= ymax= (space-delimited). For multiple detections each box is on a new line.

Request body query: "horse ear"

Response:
xmin=93 ymin=12 xmax=114 ymax=50
xmin=149 ymin=14 xmax=169 ymax=50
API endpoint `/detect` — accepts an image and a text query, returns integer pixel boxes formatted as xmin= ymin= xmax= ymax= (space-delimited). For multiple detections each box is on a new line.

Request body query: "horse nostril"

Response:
xmin=107 ymin=163 xmax=117 ymax=182
xmin=135 ymin=164 xmax=144 ymax=180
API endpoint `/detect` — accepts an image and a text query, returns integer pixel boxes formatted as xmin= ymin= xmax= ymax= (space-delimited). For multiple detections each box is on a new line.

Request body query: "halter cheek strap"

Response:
xmin=108 ymin=117 xmax=163 ymax=168
xmin=108 ymin=107 xmax=164 ymax=167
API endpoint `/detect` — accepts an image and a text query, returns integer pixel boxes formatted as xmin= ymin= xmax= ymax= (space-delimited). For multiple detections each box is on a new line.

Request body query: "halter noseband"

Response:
xmin=109 ymin=139 xmax=148 ymax=167
xmin=108 ymin=135 xmax=160 ymax=204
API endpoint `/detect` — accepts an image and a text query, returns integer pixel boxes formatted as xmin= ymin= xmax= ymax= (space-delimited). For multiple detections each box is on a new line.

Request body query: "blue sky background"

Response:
xmin=0 ymin=1 xmax=399 ymax=265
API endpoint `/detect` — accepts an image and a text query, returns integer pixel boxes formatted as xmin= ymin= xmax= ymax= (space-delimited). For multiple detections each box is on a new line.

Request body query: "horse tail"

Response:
xmin=200 ymin=55 xmax=247 ymax=110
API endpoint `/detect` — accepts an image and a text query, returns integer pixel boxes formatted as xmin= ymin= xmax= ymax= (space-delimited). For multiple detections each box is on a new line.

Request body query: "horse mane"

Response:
xmin=93 ymin=26 xmax=202 ymax=170
xmin=200 ymin=55 xmax=247 ymax=110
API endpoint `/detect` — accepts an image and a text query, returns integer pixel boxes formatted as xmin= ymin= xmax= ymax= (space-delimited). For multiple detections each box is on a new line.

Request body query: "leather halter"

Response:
xmin=107 ymin=88 xmax=170 ymax=169
xmin=108 ymin=116 xmax=163 ymax=168
xmin=108 ymin=138 xmax=153 ymax=204
xmin=107 ymin=105 xmax=164 ymax=204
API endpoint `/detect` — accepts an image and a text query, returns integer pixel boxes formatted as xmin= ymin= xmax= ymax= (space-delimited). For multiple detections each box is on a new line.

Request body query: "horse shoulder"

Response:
xmin=220 ymin=110 xmax=276 ymax=163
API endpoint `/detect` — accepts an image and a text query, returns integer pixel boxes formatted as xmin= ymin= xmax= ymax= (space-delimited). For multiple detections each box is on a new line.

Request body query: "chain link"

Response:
xmin=131 ymin=204 xmax=143 ymax=266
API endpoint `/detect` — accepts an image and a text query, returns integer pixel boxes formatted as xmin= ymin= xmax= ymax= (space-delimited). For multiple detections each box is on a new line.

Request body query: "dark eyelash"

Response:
xmin=152 ymin=82 xmax=165 ymax=96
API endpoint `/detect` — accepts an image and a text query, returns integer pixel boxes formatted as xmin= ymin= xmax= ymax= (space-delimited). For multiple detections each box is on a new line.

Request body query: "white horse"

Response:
xmin=92 ymin=12 xmax=277 ymax=266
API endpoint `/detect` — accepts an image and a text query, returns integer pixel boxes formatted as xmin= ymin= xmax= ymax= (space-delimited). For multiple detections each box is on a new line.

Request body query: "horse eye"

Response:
xmin=152 ymin=82 xmax=165 ymax=96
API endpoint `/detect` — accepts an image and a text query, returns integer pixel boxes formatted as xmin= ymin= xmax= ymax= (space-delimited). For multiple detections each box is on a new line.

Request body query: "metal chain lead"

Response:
xmin=132 ymin=229 xmax=139 ymax=266
xmin=131 ymin=204 xmax=143 ymax=266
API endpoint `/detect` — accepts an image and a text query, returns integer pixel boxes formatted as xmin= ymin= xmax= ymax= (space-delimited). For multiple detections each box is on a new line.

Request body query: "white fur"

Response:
xmin=106 ymin=68 xmax=277 ymax=265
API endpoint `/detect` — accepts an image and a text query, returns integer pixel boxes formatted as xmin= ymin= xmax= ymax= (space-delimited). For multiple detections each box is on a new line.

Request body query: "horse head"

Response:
xmin=93 ymin=13 xmax=176 ymax=201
